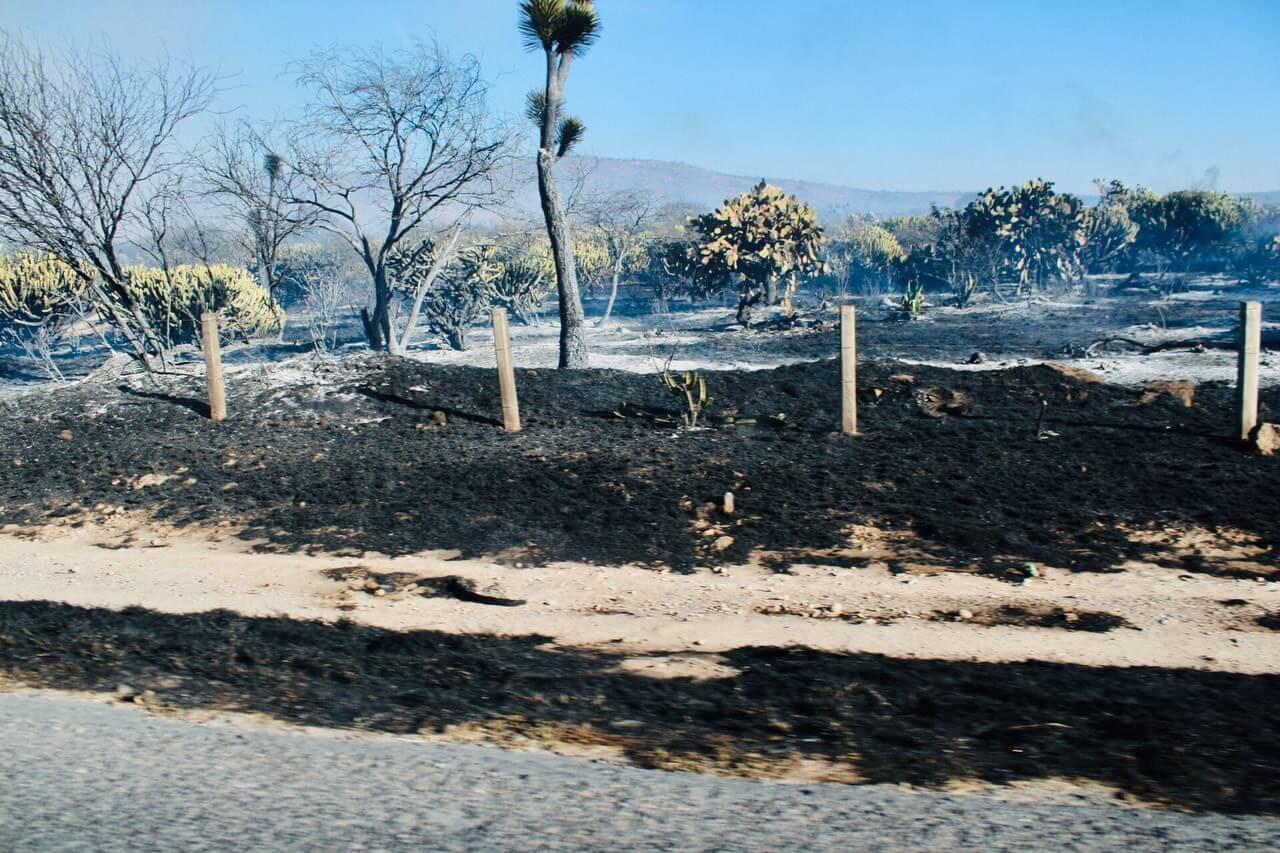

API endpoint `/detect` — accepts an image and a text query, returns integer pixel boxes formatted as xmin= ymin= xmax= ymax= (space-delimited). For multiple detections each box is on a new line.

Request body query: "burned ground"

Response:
xmin=0 ymin=600 xmax=1277 ymax=814
xmin=1 ymin=357 xmax=1277 ymax=578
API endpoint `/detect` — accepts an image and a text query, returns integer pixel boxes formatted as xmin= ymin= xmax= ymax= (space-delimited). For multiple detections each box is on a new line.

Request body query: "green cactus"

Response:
xmin=660 ymin=370 xmax=712 ymax=429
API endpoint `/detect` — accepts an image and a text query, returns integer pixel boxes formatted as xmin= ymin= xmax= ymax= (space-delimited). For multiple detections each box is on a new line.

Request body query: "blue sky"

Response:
xmin=5 ymin=0 xmax=1279 ymax=193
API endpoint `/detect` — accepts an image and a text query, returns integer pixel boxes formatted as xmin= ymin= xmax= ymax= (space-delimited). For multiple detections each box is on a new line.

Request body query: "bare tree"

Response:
xmin=283 ymin=43 xmax=516 ymax=354
xmin=520 ymin=0 xmax=600 ymax=369
xmin=198 ymin=121 xmax=317 ymax=303
xmin=582 ymin=189 xmax=654 ymax=326
xmin=387 ymin=222 xmax=465 ymax=351
xmin=0 ymin=33 xmax=216 ymax=367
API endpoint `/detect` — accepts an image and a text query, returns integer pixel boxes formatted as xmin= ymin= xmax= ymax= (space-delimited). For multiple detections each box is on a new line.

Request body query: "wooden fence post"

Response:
xmin=492 ymin=307 xmax=521 ymax=433
xmin=1237 ymin=300 xmax=1261 ymax=442
xmin=840 ymin=303 xmax=857 ymax=435
xmin=200 ymin=311 xmax=226 ymax=423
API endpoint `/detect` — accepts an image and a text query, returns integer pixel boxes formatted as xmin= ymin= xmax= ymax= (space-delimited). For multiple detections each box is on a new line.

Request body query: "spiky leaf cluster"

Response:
xmin=519 ymin=0 xmax=601 ymax=55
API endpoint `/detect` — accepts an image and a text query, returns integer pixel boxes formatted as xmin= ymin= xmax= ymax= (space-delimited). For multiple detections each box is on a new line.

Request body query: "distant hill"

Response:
xmin=515 ymin=157 xmax=1280 ymax=221
xmin=518 ymin=156 xmax=975 ymax=221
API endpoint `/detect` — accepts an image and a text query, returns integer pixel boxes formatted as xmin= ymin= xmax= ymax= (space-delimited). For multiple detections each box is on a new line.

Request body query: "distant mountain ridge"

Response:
xmin=528 ymin=156 xmax=976 ymax=220
xmin=520 ymin=156 xmax=1280 ymax=221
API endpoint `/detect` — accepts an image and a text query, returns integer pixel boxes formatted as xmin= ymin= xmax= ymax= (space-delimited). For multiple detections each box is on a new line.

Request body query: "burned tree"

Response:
xmin=0 ymin=33 xmax=216 ymax=366
xmin=583 ymin=190 xmax=655 ymax=325
xmin=198 ymin=121 xmax=317 ymax=304
xmin=285 ymin=43 xmax=515 ymax=353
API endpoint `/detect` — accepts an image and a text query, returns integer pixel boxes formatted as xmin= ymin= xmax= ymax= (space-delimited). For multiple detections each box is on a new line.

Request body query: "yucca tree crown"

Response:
xmin=519 ymin=0 xmax=600 ymax=55
xmin=520 ymin=0 xmax=599 ymax=159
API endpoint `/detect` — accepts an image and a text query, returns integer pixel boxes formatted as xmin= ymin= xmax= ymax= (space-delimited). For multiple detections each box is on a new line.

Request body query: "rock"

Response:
xmin=958 ymin=609 xmax=974 ymax=620
xmin=1250 ymin=423 xmax=1279 ymax=456
xmin=722 ymin=491 xmax=735 ymax=514
xmin=711 ymin=535 xmax=734 ymax=552
xmin=966 ymin=351 xmax=986 ymax=365
xmin=915 ymin=387 xmax=972 ymax=418
xmin=57 ymin=429 xmax=73 ymax=441
xmin=1064 ymin=612 xmax=1080 ymax=623
xmin=1138 ymin=379 xmax=1196 ymax=408
xmin=374 ymin=588 xmax=386 ymax=597
xmin=364 ymin=579 xmax=380 ymax=591
xmin=132 ymin=473 xmax=173 ymax=490
xmin=1044 ymin=363 xmax=1105 ymax=384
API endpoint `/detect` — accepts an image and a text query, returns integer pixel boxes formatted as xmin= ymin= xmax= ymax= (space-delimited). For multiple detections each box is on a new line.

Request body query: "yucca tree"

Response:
xmin=520 ymin=0 xmax=600 ymax=369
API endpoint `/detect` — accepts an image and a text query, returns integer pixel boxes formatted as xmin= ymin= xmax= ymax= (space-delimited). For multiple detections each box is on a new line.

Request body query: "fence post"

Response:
xmin=1237 ymin=300 xmax=1262 ymax=442
xmin=200 ymin=311 xmax=226 ymax=423
xmin=492 ymin=307 xmax=521 ymax=433
xmin=840 ymin=303 xmax=857 ymax=435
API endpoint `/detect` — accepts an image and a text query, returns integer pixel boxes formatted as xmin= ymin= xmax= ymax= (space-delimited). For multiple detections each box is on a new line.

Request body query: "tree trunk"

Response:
xmin=536 ymin=149 xmax=588 ymax=369
xmin=363 ymin=269 xmax=393 ymax=352
xmin=600 ymin=263 xmax=622 ymax=326
xmin=398 ymin=225 xmax=462 ymax=351
xmin=764 ymin=276 xmax=779 ymax=306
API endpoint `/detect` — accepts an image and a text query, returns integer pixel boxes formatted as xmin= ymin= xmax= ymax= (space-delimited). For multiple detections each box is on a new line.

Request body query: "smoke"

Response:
xmin=1193 ymin=166 xmax=1221 ymax=190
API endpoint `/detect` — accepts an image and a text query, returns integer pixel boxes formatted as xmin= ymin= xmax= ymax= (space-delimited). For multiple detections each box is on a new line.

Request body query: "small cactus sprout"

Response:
xmin=660 ymin=369 xmax=712 ymax=429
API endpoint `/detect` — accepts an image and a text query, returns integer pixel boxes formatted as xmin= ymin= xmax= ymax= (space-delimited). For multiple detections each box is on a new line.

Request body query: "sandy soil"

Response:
xmin=4 ymin=517 xmax=1277 ymax=677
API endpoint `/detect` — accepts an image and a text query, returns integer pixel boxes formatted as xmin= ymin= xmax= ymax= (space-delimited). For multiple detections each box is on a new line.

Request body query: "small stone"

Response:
xmin=364 ymin=579 xmax=380 ymax=591
xmin=57 ymin=429 xmax=73 ymax=441
xmin=374 ymin=588 xmax=386 ymax=597
xmin=1064 ymin=612 xmax=1080 ymax=623
xmin=1250 ymin=423 xmax=1279 ymax=456
xmin=711 ymin=535 xmax=734 ymax=552
xmin=348 ymin=579 xmax=365 ymax=590
xmin=958 ymin=609 xmax=974 ymax=620
xmin=722 ymin=491 xmax=735 ymax=514
xmin=1138 ymin=379 xmax=1195 ymax=408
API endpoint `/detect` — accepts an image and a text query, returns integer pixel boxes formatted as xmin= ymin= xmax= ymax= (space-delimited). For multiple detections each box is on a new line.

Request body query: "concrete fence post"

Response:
xmin=1237 ymin=301 xmax=1261 ymax=442
xmin=492 ymin=308 xmax=521 ymax=433
xmin=200 ymin=311 xmax=226 ymax=423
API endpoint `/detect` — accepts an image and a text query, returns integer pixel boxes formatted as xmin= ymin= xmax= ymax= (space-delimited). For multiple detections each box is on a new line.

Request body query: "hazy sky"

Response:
xmin=5 ymin=0 xmax=1278 ymax=193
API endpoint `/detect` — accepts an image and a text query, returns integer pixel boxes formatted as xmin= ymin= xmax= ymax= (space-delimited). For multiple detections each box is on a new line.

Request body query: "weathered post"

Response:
xmin=840 ymin=303 xmax=857 ymax=435
xmin=200 ymin=311 xmax=226 ymax=423
xmin=1237 ymin=301 xmax=1261 ymax=442
xmin=492 ymin=307 xmax=521 ymax=433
